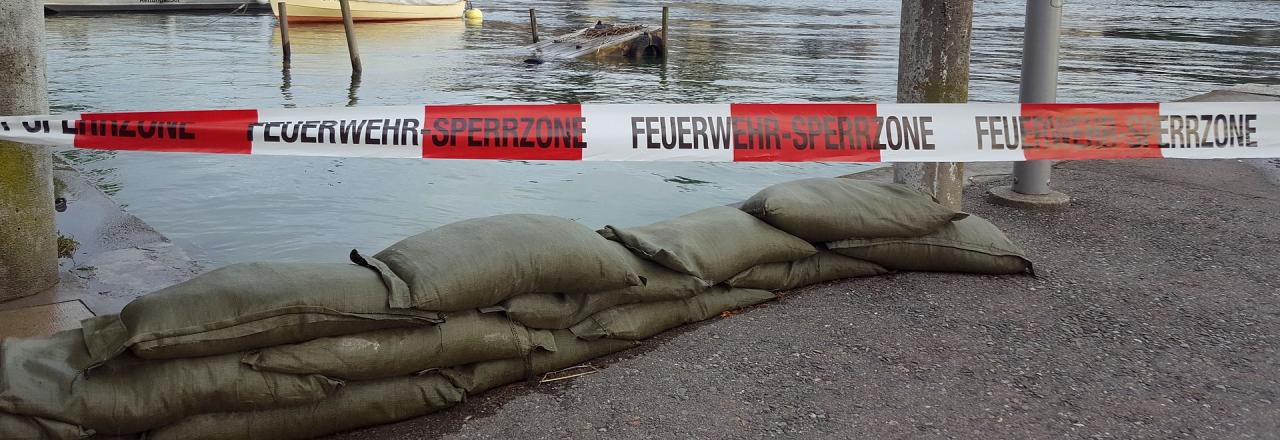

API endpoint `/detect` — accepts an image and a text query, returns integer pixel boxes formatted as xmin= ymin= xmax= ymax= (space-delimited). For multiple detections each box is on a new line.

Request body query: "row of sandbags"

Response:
xmin=0 ymin=177 xmax=1032 ymax=440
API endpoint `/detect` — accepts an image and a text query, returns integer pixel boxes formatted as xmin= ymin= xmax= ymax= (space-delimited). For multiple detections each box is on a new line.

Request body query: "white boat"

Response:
xmin=270 ymin=0 xmax=466 ymax=23
xmin=44 ymin=0 xmax=268 ymax=13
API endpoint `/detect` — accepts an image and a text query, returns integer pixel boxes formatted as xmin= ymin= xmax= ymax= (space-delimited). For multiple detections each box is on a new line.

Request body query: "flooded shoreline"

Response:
xmin=43 ymin=0 xmax=1280 ymax=265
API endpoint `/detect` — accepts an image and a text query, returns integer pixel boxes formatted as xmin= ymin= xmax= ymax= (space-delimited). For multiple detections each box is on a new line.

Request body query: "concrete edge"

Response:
xmin=0 ymin=156 xmax=202 ymax=321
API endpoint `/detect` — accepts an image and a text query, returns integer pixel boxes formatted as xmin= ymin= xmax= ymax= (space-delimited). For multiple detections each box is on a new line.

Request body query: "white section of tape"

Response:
xmin=252 ymin=106 xmax=423 ymax=158
xmin=0 ymin=114 xmax=80 ymax=147
xmin=581 ymin=104 xmax=733 ymax=162
xmin=877 ymin=103 xmax=1025 ymax=163
xmin=1158 ymin=102 xmax=1280 ymax=159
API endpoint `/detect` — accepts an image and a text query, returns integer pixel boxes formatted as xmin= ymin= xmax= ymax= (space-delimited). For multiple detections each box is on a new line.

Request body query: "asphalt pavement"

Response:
xmin=329 ymin=157 xmax=1280 ymax=440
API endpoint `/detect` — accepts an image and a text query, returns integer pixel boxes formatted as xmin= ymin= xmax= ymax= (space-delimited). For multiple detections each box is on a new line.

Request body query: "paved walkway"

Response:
xmin=333 ymin=157 xmax=1280 ymax=440
xmin=5 ymin=89 xmax=1276 ymax=438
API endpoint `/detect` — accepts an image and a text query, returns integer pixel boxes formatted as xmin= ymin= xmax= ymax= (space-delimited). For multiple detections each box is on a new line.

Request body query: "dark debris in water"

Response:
xmin=664 ymin=176 xmax=713 ymax=185
xmin=582 ymin=25 xmax=647 ymax=38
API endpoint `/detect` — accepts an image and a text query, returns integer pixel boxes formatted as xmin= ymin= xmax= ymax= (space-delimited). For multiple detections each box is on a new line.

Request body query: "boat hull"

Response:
xmin=45 ymin=0 xmax=268 ymax=13
xmin=271 ymin=0 xmax=465 ymax=22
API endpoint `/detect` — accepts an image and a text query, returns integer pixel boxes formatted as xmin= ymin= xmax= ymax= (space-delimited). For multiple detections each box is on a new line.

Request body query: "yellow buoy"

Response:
xmin=464 ymin=8 xmax=483 ymax=21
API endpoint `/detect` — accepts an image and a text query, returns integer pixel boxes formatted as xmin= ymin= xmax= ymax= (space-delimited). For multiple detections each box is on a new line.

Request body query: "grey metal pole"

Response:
xmin=278 ymin=1 xmax=292 ymax=65
xmin=0 ymin=0 xmax=59 ymax=299
xmin=988 ymin=0 xmax=1069 ymax=208
xmin=338 ymin=0 xmax=362 ymax=74
xmin=1011 ymin=0 xmax=1062 ymax=195
xmin=892 ymin=0 xmax=973 ymax=211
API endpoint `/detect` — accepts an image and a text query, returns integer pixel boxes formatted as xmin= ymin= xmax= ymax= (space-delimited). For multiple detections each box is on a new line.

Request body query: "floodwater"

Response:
xmin=44 ymin=0 xmax=1280 ymax=265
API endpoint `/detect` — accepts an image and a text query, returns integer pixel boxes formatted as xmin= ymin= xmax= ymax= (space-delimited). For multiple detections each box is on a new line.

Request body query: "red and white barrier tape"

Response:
xmin=1 ymin=102 xmax=1276 ymax=162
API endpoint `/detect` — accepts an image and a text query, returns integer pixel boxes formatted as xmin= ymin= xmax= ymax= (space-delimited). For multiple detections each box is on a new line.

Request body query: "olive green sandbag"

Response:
xmin=827 ymin=215 xmax=1033 ymax=275
xmin=441 ymin=331 xmax=638 ymax=395
xmin=570 ymin=287 xmax=777 ymax=341
xmin=492 ymin=247 xmax=709 ymax=329
xmin=0 ymin=413 xmax=90 ymax=440
xmin=80 ymin=262 xmax=442 ymax=364
xmin=741 ymin=178 xmax=968 ymax=242
xmin=147 ymin=374 xmax=464 ymax=440
xmin=725 ymin=251 xmax=889 ymax=291
xmin=0 ymin=330 xmax=340 ymax=436
xmin=243 ymin=311 xmax=556 ymax=380
xmin=358 ymin=214 xmax=643 ymax=311
xmin=598 ymin=206 xmax=817 ymax=283
xmin=152 ymin=335 xmax=637 ymax=440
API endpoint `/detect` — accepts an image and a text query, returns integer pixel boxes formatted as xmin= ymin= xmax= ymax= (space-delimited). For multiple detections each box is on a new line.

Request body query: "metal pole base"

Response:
xmin=987 ymin=185 xmax=1070 ymax=209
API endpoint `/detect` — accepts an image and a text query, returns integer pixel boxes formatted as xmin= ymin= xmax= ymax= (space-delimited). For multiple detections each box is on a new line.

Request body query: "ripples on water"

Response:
xmin=43 ymin=0 xmax=1280 ymax=265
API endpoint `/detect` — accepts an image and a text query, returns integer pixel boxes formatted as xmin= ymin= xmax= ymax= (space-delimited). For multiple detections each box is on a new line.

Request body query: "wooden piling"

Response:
xmin=661 ymin=6 xmax=669 ymax=52
xmin=529 ymin=9 xmax=539 ymax=43
xmin=338 ymin=0 xmax=362 ymax=74
xmin=278 ymin=1 xmax=291 ymax=64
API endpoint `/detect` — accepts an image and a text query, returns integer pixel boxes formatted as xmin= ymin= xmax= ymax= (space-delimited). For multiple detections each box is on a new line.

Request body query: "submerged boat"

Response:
xmin=525 ymin=23 xmax=666 ymax=62
xmin=270 ymin=0 xmax=466 ymax=22
xmin=44 ymin=0 xmax=268 ymax=13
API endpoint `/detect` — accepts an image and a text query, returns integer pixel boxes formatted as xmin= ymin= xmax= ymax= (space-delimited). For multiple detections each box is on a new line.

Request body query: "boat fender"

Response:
xmin=464 ymin=0 xmax=483 ymax=21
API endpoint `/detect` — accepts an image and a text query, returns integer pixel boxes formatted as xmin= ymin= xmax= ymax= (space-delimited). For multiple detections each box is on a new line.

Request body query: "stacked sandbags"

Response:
xmin=150 ymin=332 xmax=639 ymax=440
xmin=353 ymin=214 xmax=644 ymax=310
xmin=489 ymin=242 xmax=711 ymax=330
xmin=827 ymin=215 xmax=1033 ymax=274
xmin=0 ymin=179 xmax=1033 ymax=440
xmin=0 ymin=214 xmax=648 ymax=440
xmin=741 ymin=178 xmax=969 ymax=241
xmin=570 ymin=286 xmax=779 ymax=340
xmin=0 ymin=413 xmax=89 ymax=440
xmin=0 ymin=330 xmax=341 ymax=438
xmin=598 ymin=206 xmax=818 ymax=284
xmin=79 ymin=262 xmax=444 ymax=365
xmin=147 ymin=373 xmax=464 ymax=440
xmin=0 ymin=261 xmax=425 ymax=438
xmin=151 ymin=331 xmax=641 ymax=440
xmin=741 ymin=178 xmax=1032 ymax=275
xmin=241 ymin=311 xmax=558 ymax=380
xmin=725 ymin=251 xmax=889 ymax=290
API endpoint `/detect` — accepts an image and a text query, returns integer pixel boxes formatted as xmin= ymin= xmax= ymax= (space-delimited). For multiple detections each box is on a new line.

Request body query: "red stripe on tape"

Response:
xmin=421 ymin=104 xmax=586 ymax=160
xmin=1021 ymin=103 xmax=1161 ymax=160
xmin=73 ymin=110 xmax=258 ymax=154
xmin=730 ymin=104 xmax=880 ymax=162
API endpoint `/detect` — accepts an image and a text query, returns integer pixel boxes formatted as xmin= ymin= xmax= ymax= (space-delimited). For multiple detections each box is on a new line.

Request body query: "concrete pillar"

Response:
xmin=892 ymin=0 xmax=973 ymax=211
xmin=0 ymin=0 xmax=58 ymax=300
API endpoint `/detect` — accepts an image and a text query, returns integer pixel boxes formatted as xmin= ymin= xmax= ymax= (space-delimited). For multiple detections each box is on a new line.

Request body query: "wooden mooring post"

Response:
xmin=338 ymin=0 xmax=362 ymax=74
xmin=278 ymin=1 xmax=291 ymax=64
xmin=661 ymin=6 xmax=669 ymax=52
xmin=529 ymin=9 xmax=539 ymax=43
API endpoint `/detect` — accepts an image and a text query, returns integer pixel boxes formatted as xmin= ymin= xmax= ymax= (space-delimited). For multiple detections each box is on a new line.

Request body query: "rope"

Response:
xmin=198 ymin=2 xmax=252 ymax=27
